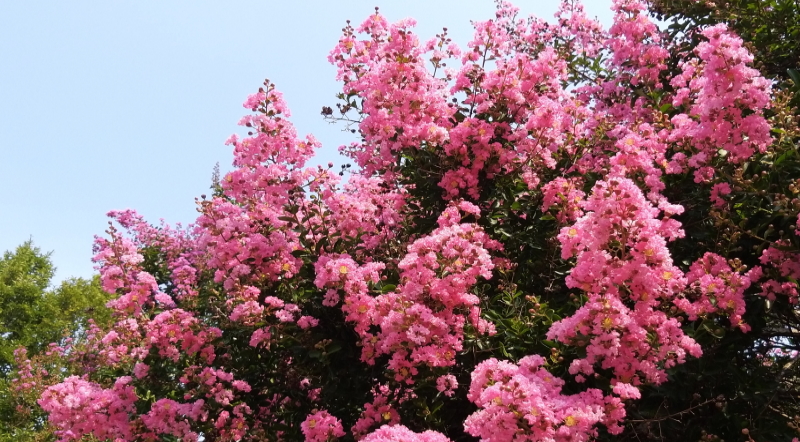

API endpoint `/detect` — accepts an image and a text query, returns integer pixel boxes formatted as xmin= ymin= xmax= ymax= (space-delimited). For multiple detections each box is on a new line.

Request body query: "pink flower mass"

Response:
xmin=30 ymin=1 xmax=800 ymax=442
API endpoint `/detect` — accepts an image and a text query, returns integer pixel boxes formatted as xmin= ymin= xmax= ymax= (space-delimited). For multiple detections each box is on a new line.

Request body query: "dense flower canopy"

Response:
xmin=17 ymin=1 xmax=800 ymax=441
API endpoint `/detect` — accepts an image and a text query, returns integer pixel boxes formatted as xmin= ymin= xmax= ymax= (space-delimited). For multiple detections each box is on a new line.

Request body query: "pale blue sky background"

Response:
xmin=0 ymin=1 xmax=612 ymax=284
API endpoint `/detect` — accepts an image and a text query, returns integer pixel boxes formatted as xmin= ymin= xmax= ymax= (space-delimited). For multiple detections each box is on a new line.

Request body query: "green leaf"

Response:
xmin=315 ymin=237 xmax=329 ymax=255
xmin=700 ymin=320 xmax=726 ymax=339
xmin=326 ymin=342 xmax=342 ymax=355
xmin=774 ymin=148 xmax=795 ymax=166
xmin=787 ymin=68 xmax=800 ymax=87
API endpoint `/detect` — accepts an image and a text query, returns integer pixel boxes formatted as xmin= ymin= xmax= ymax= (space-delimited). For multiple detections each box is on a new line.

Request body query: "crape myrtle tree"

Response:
xmin=26 ymin=0 xmax=800 ymax=441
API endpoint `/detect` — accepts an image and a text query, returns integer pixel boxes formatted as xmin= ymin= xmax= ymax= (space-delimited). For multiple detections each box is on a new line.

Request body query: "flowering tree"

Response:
xmin=26 ymin=0 xmax=800 ymax=441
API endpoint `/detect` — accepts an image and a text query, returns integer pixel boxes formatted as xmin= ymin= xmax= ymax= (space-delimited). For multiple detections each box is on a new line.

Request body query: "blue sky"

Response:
xmin=0 ymin=1 xmax=612 ymax=284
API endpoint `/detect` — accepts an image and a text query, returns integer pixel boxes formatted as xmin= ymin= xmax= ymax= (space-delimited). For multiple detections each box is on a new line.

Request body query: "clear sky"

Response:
xmin=0 ymin=1 xmax=612 ymax=284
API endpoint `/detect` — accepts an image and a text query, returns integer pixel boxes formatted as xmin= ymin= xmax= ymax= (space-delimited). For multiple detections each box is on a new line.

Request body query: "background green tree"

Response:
xmin=0 ymin=241 xmax=112 ymax=441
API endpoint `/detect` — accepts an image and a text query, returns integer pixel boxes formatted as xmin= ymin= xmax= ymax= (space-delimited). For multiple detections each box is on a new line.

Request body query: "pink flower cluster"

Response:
xmin=144 ymin=309 xmax=221 ymax=363
xmin=758 ymin=241 xmax=800 ymax=304
xmin=314 ymin=254 xmax=385 ymax=329
xmin=97 ymin=318 xmax=145 ymax=366
xmin=669 ymin=24 xmax=772 ymax=182
xmin=351 ymin=387 xmax=402 ymax=439
xmin=181 ymin=366 xmax=253 ymax=407
xmin=198 ymin=83 xmax=317 ymax=293
xmin=361 ymin=425 xmax=452 ymax=442
xmin=435 ymin=374 xmax=458 ymax=397
xmin=139 ymin=399 xmax=206 ymax=442
xmin=608 ymin=0 xmax=668 ymax=86
xmin=108 ymin=209 xmax=200 ymax=300
xmin=197 ymin=197 xmax=301 ymax=291
xmin=301 ymin=410 xmax=346 ymax=442
xmin=319 ymin=175 xmax=407 ymax=250
xmin=329 ymin=13 xmax=454 ymax=176
xmin=446 ymin=3 xmax=574 ymax=196
xmin=318 ymin=202 xmax=498 ymax=382
xmin=93 ymin=231 xmax=156 ymax=317
xmin=464 ymin=356 xmax=625 ymax=442
xmin=550 ymin=177 xmax=702 ymax=386
xmin=39 ymin=376 xmax=137 ymax=441
xmin=675 ymin=252 xmax=761 ymax=331
xmin=541 ymin=177 xmax=586 ymax=223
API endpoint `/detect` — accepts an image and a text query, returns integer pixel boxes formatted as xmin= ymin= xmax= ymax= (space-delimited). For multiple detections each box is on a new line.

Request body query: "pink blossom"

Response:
xmin=361 ymin=425 xmax=451 ymax=442
xmin=297 ymin=315 xmax=320 ymax=329
xmin=301 ymin=410 xmax=346 ymax=442
xmin=435 ymin=374 xmax=458 ymax=397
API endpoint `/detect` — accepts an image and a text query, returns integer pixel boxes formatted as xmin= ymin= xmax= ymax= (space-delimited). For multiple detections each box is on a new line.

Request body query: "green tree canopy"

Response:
xmin=0 ymin=241 xmax=112 ymax=440
xmin=0 ymin=241 xmax=111 ymax=374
